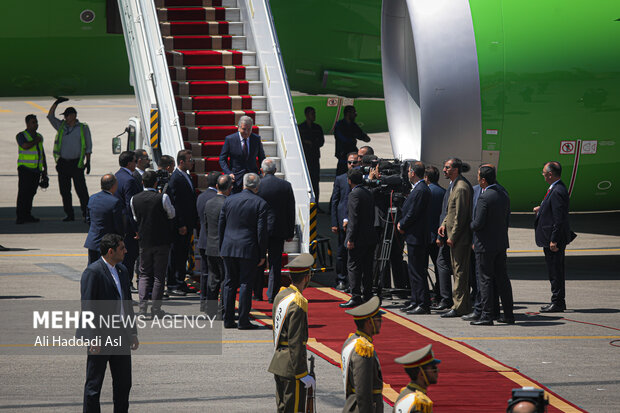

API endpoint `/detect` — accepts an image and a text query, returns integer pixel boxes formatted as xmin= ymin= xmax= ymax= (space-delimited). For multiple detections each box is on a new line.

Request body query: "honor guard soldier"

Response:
xmin=341 ymin=296 xmax=385 ymax=413
xmin=268 ymin=253 xmax=316 ymax=412
xmin=393 ymin=345 xmax=440 ymax=413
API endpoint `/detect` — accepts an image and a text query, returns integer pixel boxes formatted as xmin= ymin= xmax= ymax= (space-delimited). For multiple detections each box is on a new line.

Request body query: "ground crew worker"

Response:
xmin=268 ymin=253 xmax=316 ymax=412
xmin=341 ymin=296 xmax=385 ymax=413
xmin=16 ymin=114 xmax=47 ymax=224
xmin=393 ymin=345 xmax=440 ymax=413
xmin=48 ymin=97 xmax=92 ymax=221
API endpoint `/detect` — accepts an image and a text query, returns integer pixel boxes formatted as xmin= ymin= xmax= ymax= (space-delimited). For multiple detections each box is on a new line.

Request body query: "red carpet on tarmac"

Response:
xmin=250 ymin=286 xmax=585 ymax=413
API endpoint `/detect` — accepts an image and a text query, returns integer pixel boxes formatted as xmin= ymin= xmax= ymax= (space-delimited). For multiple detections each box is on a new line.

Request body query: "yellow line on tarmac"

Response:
xmin=508 ymin=248 xmax=620 ymax=253
xmin=0 ymin=254 xmax=87 ymax=257
xmin=0 ymin=109 xmax=12 ymax=112
xmin=454 ymin=335 xmax=620 ymax=341
xmin=25 ymin=101 xmax=48 ymax=113
xmin=317 ymin=287 xmax=583 ymax=412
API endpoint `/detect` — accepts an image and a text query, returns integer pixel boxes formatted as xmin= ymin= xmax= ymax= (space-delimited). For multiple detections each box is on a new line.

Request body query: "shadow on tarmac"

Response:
xmin=0 ymin=206 xmax=89 ymax=235
xmin=508 ymin=255 xmax=620 ymax=280
xmin=509 ymin=211 xmax=620 ymax=236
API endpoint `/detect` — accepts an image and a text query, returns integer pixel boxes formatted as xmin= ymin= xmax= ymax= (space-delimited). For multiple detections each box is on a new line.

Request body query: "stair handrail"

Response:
xmin=117 ymin=0 xmax=184 ymax=161
xmin=239 ymin=0 xmax=314 ymax=253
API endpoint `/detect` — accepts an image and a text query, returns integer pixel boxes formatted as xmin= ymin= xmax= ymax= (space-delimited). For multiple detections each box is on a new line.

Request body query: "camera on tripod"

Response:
xmin=361 ymin=157 xmax=410 ymax=194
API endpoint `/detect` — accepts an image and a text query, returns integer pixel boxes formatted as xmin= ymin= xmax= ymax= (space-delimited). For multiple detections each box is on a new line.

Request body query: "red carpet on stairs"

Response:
xmin=250 ymin=287 xmax=585 ymax=413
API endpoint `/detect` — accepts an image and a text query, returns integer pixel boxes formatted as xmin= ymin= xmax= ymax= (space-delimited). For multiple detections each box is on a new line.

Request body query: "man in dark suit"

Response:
xmin=115 ymin=151 xmax=141 ymax=289
xmin=219 ymin=173 xmax=269 ymax=329
xmin=534 ymin=161 xmax=574 ymax=313
xmin=470 ymin=165 xmax=514 ymax=325
xmin=333 ymin=105 xmax=371 ymax=175
xmin=196 ymin=171 xmax=220 ymax=310
xmin=257 ymin=158 xmax=296 ymax=303
xmin=84 ymin=174 xmax=124 ymax=264
xmin=204 ymin=174 xmax=232 ymax=317
xmin=298 ymin=106 xmax=324 ymax=206
xmin=398 ymin=161 xmax=432 ymax=314
xmin=219 ymin=115 xmax=266 ymax=192
xmin=132 ymin=149 xmax=150 ymax=187
xmin=330 ymin=152 xmax=359 ymax=291
xmin=340 ymin=168 xmax=376 ymax=308
xmin=424 ymin=166 xmax=446 ymax=304
xmin=80 ymin=233 xmax=139 ymax=412
xmin=166 ymin=149 xmax=198 ymax=296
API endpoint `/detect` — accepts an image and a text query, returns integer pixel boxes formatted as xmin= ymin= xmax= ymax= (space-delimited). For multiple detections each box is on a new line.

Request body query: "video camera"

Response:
xmin=362 ymin=158 xmax=410 ymax=194
xmin=507 ymin=387 xmax=548 ymax=413
xmin=155 ymin=169 xmax=170 ymax=193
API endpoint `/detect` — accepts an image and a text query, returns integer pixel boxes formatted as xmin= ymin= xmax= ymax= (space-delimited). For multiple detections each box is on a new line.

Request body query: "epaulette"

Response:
xmin=354 ymin=336 xmax=374 ymax=358
xmin=279 ymin=286 xmax=287 ymax=293
xmin=412 ymin=391 xmax=433 ymax=413
xmin=293 ymin=291 xmax=308 ymax=313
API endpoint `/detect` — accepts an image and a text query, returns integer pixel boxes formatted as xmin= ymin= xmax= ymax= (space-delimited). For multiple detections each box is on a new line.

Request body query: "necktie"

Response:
xmin=543 ymin=187 xmax=551 ymax=201
xmin=242 ymin=138 xmax=248 ymax=159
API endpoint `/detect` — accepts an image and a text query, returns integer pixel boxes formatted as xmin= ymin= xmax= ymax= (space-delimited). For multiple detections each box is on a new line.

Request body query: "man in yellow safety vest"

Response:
xmin=16 ymin=114 xmax=47 ymax=224
xmin=48 ymin=97 xmax=92 ymax=222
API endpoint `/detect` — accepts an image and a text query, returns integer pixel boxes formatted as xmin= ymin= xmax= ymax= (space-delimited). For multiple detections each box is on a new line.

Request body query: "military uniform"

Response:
xmin=268 ymin=254 xmax=314 ymax=413
xmin=341 ymin=296 xmax=385 ymax=413
xmin=392 ymin=345 xmax=440 ymax=413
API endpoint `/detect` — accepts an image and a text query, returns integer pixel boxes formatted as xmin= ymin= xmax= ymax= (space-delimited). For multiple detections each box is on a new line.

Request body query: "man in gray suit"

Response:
xmin=204 ymin=174 xmax=232 ymax=317
xmin=196 ymin=171 xmax=220 ymax=311
xmin=219 ymin=173 xmax=269 ymax=329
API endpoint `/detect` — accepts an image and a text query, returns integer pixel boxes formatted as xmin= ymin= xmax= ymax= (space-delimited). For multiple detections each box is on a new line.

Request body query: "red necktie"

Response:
xmin=543 ymin=187 xmax=551 ymax=200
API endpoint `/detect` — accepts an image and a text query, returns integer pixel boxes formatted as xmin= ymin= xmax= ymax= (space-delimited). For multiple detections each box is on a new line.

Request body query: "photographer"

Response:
xmin=156 ymin=154 xmax=175 ymax=193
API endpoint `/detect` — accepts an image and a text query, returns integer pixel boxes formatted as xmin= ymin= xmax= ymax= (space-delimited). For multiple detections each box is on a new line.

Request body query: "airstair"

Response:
xmin=117 ymin=0 xmax=313 ymax=261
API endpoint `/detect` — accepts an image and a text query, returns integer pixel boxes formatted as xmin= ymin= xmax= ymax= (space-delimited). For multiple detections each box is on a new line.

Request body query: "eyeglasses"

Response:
xmin=348 ymin=161 xmax=359 ymax=165
xmin=443 ymin=166 xmax=452 ymax=170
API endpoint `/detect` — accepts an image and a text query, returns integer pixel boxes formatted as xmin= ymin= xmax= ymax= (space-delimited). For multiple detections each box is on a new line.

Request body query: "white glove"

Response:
xmin=300 ymin=375 xmax=316 ymax=389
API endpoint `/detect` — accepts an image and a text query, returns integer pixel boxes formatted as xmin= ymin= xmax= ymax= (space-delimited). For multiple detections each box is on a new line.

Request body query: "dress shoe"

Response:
xmin=238 ymin=323 xmax=258 ymax=330
xmin=339 ymin=298 xmax=363 ymax=308
xmin=407 ymin=306 xmax=430 ymax=315
xmin=540 ymin=303 xmax=553 ymax=311
xmin=461 ymin=312 xmax=480 ymax=321
xmin=168 ymin=289 xmax=186 ymax=297
xmin=162 ymin=292 xmax=170 ymax=300
xmin=470 ymin=319 xmax=494 ymax=326
xmin=179 ymin=283 xmax=193 ymax=293
xmin=440 ymin=309 xmax=460 ymax=318
xmin=335 ymin=282 xmax=346 ymax=291
xmin=62 ymin=216 xmax=75 ymax=222
xmin=224 ymin=322 xmax=238 ymax=329
xmin=151 ymin=309 xmax=167 ymax=318
xmin=540 ymin=303 xmax=565 ymax=313
xmin=400 ymin=304 xmax=417 ymax=313
xmin=497 ymin=316 xmax=515 ymax=324
xmin=431 ymin=302 xmax=452 ymax=311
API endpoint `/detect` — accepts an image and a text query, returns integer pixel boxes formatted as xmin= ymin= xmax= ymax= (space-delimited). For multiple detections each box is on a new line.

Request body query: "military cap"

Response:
xmin=285 ymin=253 xmax=314 ymax=274
xmin=394 ymin=344 xmax=441 ymax=368
xmin=345 ymin=296 xmax=386 ymax=320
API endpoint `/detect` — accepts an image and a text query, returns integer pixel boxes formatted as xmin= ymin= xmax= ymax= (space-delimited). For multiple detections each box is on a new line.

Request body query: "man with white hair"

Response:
xmin=219 ymin=116 xmax=266 ymax=193
xmin=257 ymin=159 xmax=296 ymax=303
xmin=219 ymin=173 xmax=269 ymax=329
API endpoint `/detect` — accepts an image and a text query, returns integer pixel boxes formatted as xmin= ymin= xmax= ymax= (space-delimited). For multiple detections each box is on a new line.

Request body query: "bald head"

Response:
xmin=510 ymin=401 xmax=537 ymax=413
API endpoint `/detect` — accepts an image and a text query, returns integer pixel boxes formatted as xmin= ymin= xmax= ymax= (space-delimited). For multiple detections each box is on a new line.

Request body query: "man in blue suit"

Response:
xmin=84 ymin=174 xmax=124 ymax=265
xmin=115 ymin=151 xmax=141 ymax=288
xmin=424 ymin=166 xmax=445 ymax=304
xmin=219 ymin=116 xmax=266 ymax=193
xmin=398 ymin=162 xmax=432 ymax=314
xmin=166 ymin=149 xmax=198 ymax=296
xmin=219 ymin=173 xmax=269 ymax=329
xmin=534 ymin=161 xmax=574 ymax=313
xmin=257 ymin=158 xmax=296 ymax=303
xmin=330 ymin=152 xmax=359 ymax=290
xmin=196 ymin=171 xmax=220 ymax=309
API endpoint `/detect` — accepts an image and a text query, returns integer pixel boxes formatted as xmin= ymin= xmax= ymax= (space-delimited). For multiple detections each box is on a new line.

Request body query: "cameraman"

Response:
xmin=507 ymin=388 xmax=548 ymax=413
xmin=367 ymin=159 xmax=407 ymax=295
xmin=156 ymin=154 xmax=175 ymax=193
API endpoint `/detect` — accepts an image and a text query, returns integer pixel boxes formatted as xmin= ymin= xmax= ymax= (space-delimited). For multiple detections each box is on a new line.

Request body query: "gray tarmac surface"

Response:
xmin=1 ymin=97 xmax=619 ymax=412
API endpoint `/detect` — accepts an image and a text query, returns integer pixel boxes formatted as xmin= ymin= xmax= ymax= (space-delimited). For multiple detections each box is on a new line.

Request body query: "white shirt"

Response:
xmin=130 ymin=188 xmax=176 ymax=222
xmin=175 ymin=167 xmax=194 ymax=189
xmin=102 ymin=257 xmax=124 ymax=315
